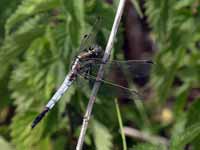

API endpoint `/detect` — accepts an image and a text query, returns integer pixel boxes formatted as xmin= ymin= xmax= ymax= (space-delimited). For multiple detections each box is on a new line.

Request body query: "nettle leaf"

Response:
xmin=0 ymin=15 xmax=45 ymax=80
xmin=174 ymin=0 xmax=196 ymax=9
xmin=132 ymin=143 xmax=167 ymax=150
xmin=170 ymin=107 xmax=200 ymax=150
xmin=186 ymin=98 xmax=200 ymax=149
xmin=170 ymin=113 xmax=187 ymax=142
xmin=170 ymin=122 xmax=200 ymax=150
xmin=9 ymin=33 xmax=63 ymax=149
xmin=146 ymin=0 xmax=199 ymax=105
xmin=187 ymin=98 xmax=200 ymax=127
xmin=62 ymin=0 xmax=84 ymax=21
xmin=52 ymin=135 xmax=66 ymax=150
xmin=62 ymin=0 xmax=84 ymax=48
xmin=130 ymin=0 xmax=143 ymax=18
xmin=0 ymin=136 xmax=14 ymax=150
xmin=9 ymin=37 xmax=52 ymax=111
xmin=11 ymin=111 xmax=52 ymax=150
xmin=156 ymin=48 xmax=185 ymax=103
xmin=92 ymin=120 xmax=113 ymax=150
xmin=5 ymin=0 xmax=60 ymax=34
xmin=0 ymin=68 xmax=12 ymax=109
xmin=173 ymin=84 xmax=189 ymax=115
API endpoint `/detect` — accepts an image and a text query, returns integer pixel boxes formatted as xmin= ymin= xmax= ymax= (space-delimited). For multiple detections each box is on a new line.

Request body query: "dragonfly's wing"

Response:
xmin=77 ymin=72 xmax=142 ymax=100
xmin=77 ymin=58 xmax=153 ymax=99
xmin=80 ymin=58 xmax=153 ymax=78
xmin=78 ymin=17 xmax=102 ymax=52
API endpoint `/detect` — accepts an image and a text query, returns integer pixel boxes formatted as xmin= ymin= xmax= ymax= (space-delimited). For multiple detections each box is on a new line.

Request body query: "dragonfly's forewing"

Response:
xmin=80 ymin=58 xmax=153 ymax=78
xmin=78 ymin=58 xmax=153 ymax=100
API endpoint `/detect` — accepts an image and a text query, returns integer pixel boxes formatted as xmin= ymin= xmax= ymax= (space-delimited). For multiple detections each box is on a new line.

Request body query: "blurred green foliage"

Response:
xmin=0 ymin=0 xmax=199 ymax=150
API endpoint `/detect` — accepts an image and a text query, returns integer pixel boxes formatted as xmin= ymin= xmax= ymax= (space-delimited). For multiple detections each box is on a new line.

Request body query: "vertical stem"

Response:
xmin=115 ymin=99 xmax=127 ymax=150
xmin=76 ymin=0 xmax=126 ymax=149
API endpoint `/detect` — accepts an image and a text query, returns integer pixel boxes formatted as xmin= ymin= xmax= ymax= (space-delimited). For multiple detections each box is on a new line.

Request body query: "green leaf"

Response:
xmin=5 ymin=0 xmax=59 ymax=34
xmin=174 ymin=0 xmax=196 ymax=9
xmin=92 ymin=120 xmax=113 ymax=150
xmin=132 ymin=143 xmax=167 ymax=150
xmin=0 ymin=136 xmax=14 ymax=150
xmin=52 ymin=135 xmax=66 ymax=150
xmin=115 ymin=99 xmax=127 ymax=150
xmin=62 ymin=0 xmax=84 ymax=48
xmin=157 ymin=48 xmax=186 ymax=104
xmin=11 ymin=111 xmax=51 ymax=150
xmin=170 ymin=113 xmax=187 ymax=143
xmin=170 ymin=122 xmax=200 ymax=150
xmin=170 ymin=108 xmax=200 ymax=150
xmin=8 ymin=34 xmax=62 ymax=149
xmin=173 ymin=84 xmax=189 ymax=115
xmin=187 ymin=98 xmax=200 ymax=127
xmin=130 ymin=0 xmax=143 ymax=18
xmin=186 ymin=98 xmax=200 ymax=149
xmin=0 ymin=15 xmax=45 ymax=80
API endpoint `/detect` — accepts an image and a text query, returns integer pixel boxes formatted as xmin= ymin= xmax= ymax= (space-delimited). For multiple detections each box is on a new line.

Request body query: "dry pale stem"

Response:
xmin=76 ymin=0 xmax=126 ymax=149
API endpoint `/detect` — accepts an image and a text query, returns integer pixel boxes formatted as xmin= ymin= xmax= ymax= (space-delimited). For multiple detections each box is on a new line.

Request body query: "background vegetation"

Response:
xmin=0 ymin=0 xmax=199 ymax=149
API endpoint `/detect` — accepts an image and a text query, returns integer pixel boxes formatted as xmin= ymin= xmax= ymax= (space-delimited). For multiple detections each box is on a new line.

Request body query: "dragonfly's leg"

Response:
xmin=79 ymin=63 xmax=92 ymax=80
xmin=78 ymin=63 xmax=91 ymax=80
xmin=85 ymin=64 xmax=92 ymax=80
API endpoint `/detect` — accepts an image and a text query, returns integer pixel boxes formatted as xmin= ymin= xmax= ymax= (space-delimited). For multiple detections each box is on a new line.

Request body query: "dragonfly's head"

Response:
xmin=93 ymin=46 xmax=103 ymax=58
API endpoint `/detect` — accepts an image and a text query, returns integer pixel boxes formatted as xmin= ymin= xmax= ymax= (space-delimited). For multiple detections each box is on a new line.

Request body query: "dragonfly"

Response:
xmin=31 ymin=18 xmax=153 ymax=129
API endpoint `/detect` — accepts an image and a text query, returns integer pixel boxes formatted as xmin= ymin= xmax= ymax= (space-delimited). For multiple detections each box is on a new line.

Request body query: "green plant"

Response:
xmin=0 ymin=0 xmax=199 ymax=149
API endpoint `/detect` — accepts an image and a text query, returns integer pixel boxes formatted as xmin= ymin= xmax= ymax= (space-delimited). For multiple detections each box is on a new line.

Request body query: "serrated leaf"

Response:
xmin=130 ymin=0 xmax=143 ymax=18
xmin=187 ymin=98 xmax=200 ymax=127
xmin=170 ymin=113 xmax=187 ymax=141
xmin=62 ymin=0 xmax=84 ymax=48
xmin=11 ymin=111 xmax=51 ymax=150
xmin=5 ymin=0 xmax=59 ymax=34
xmin=174 ymin=0 xmax=196 ymax=9
xmin=186 ymin=98 xmax=200 ymax=149
xmin=0 ymin=136 xmax=14 ymax=150
xmin=92 ymin=120 xmax=113 ymax=150
xmin=132 ymin=143 xmax=167 ymax=150
xmin=170 ymin=122 xmax=200 ymax=150
xmin=173 ymin=84 xmax=189 ymax=115
xmin=0 ymin=15 xmax=45 ymax=81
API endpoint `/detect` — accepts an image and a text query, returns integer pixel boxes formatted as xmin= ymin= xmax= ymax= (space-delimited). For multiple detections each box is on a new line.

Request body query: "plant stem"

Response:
xmin=115 ymin=99 xmax=127 ymax=150
xmin=75 ymin=0 xmax=126 ymax=149
xmin=123 ymin=127 xmax=169 ymax=146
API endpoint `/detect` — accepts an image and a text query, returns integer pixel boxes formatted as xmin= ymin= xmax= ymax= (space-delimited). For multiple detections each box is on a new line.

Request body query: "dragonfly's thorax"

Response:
xmin=78 ymin=46 xmax=102 ymax=60
xmin=69 ymin=58 xmax=81 ymax=80
xmin=69 ymin=46 xmax=102 ymax=81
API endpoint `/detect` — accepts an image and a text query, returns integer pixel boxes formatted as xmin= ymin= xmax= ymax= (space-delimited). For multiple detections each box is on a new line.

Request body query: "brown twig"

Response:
xmin=75 ymin=0 xmax=126 ymax=149
xmin=123 ymin=127 xmax=169 ymax=146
